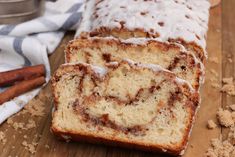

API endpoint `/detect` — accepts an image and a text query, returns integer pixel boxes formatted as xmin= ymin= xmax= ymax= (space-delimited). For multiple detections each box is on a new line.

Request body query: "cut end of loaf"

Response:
xmin=51 ymin=60 xmax=199 ymax=156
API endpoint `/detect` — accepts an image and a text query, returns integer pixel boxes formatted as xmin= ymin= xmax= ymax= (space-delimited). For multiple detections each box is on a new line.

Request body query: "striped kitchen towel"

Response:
xmin=0 ymin=0 xmax=84 ymax=124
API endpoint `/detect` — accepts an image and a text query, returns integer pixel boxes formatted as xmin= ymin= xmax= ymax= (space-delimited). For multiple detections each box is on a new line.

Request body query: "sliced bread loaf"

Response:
xmin=51 ymin=60 xmax=199 ymax=156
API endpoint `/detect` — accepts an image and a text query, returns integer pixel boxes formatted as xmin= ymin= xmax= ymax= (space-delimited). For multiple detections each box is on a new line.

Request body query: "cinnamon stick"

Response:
xmin=0 ymin=76 xmax=46 ymax=105
xmin=0 ymin=64 xmax=45 ymax=87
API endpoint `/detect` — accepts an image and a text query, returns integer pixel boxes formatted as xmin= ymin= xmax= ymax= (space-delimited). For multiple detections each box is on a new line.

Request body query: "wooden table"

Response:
xmin=0 ymin=1 xmax=234 ymax=156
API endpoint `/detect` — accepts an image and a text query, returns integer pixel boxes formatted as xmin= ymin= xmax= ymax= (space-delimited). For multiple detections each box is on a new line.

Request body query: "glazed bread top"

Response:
xmin=76 ymin=0 xmax=210 ymax=59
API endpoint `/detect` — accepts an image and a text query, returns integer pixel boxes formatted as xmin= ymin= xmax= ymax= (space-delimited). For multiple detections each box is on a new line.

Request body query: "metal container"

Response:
xmin=0 ymin=0 xmax=44 ymax=24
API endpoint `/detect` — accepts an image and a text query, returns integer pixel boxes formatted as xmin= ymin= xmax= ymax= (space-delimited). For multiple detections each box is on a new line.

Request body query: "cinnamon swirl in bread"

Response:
xmin=76 ymin=0 xmax=210 ymax=61
xmin=51 ymin=60 xmax=199 ymax=156
xmin=66 ymin=37 xmax=203 ymax=90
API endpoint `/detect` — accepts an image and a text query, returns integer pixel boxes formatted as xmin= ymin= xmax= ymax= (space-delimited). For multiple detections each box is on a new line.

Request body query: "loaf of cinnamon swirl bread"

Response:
xmin=51 ymin=60 xmax=199 ymax=156
xmin=51 ymin=0 xmax=210 ymax=155
xmin=65 ymin=37 xmax=204 ymax=90
xmin=76 ymin=0 xmax=210 ymax=61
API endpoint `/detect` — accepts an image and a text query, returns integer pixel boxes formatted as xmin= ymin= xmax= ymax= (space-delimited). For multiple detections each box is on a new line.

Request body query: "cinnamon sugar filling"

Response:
xmin=66 ymin=39 xmax=202 ymax=90
xmin=53 ymin=63 xmax=196 ymax=136
xmin=72 ymin=85 xmax=184 ymax=136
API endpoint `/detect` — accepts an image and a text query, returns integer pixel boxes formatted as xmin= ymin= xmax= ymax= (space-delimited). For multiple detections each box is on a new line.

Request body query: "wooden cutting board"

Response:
xmin=1 ymin=1 xmax=234 ymax=157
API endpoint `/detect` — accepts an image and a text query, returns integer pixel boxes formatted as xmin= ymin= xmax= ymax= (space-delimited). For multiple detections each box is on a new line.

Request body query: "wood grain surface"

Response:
xmin=0 ymin=1 xmax=233 ymax=157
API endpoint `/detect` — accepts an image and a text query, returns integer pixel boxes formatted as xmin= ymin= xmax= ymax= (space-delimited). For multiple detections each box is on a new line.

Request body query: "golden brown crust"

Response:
xmin=51 ymin=126 xmax=181 ymax=156
xmin=51 ymin=61 xmax=199 ymax=156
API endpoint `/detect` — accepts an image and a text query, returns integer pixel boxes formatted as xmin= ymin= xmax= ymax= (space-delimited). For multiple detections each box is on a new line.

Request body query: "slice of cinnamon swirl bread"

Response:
xmin=76 ymin=0 xmax=210 ymax=61
xmin=66 ymin=37 xmax=203 ymax=90
xmin=51 ymin=60 xmax=199 ymax=156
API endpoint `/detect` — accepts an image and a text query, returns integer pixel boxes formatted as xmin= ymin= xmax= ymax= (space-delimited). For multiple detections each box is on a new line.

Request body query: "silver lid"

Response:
xmin=0 ymin=0 xmax=44 ymax=24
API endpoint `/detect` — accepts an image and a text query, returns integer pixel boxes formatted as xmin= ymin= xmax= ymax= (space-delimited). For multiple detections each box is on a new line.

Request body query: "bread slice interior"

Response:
xmin=66 ymin=38 xmax=203 ymax=90
xmin=51 ymin=60 xmax=199 ymax=155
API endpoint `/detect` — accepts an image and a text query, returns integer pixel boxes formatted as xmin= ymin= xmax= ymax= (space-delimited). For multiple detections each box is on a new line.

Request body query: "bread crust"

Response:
xmin=51 ymin=61 xmax=199 ymax=156
xmin=51 ymin=125 xmax=185 ymax=156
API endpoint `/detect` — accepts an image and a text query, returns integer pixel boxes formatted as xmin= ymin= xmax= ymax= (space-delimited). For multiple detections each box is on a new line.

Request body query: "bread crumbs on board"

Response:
xmin=205 ymin=107 xmax=235 ymax=156
xmin=0 ymin=131 xmax=6 ymax=145
xmin=217 ymin=108 xmax=234 ymax=127
xmin=221 ymin=77 xmax=235 ymax=96
xmin=207 ymin=120 xmax=217 ymax=129
xmin=22 ymin=141 xmax=38 ymax=154
xmin=209 ymin=57 xmax=219 ymax=64
xmin=230 ymin=105 xmax=235 ymax=111
xmin=210 ymin=69 xmax=219 ymax=77
xmin=211 ymin=83 xmax=221 ymax=89
xmin=205 ymin=138 xmax=234 ymax=157
xmin=0 ymin=91 xmax=49 ymax=155
xmin=23 ymin=98 xmax=46 ymax=117
xmin=208 ymin=69 xmax=220 ymax=89
xmin=228 ymin=58 xmax=233 ymax=63
xmin=222 ymin=77 xmax=233 ymax=85
xmin=7 ymin=118 xmax=36 ymax=130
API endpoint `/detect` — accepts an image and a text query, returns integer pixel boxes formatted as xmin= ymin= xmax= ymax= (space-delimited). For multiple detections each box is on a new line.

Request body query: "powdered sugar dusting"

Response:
xmin=124 ymin=58 xmax=169 ymax=73
xmin=62 ymin=62 xmax=108 ymax=77
xmin=90 ymin=65 xmax=107 ymax=76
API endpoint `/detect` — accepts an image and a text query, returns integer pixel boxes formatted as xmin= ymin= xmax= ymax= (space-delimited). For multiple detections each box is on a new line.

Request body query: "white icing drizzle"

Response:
xmin=62 ymin=62 xmax=108 ymax=77
xmin=76 ymin=0 xmax=96 ymax=35
xmin=124 ymin=58 xmax=169 ymax=72
xmin=76 ymin=0 xmax=210 ymax=57
xmin=91 ymin=65 xmax=107 ymax=76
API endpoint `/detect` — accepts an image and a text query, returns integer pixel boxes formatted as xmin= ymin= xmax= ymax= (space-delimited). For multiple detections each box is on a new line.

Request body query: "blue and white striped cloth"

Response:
xmin=0 ymin=0 xmax=84 ymax=124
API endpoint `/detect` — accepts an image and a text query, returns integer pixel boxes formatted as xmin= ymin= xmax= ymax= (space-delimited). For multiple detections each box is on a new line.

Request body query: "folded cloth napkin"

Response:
xmin=0 ymin=0 xmax=84 ymax=124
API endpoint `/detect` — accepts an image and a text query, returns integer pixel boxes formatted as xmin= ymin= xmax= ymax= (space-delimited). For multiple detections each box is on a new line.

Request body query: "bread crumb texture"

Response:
xmin=209 ymin=57 xmax=219 ymax=64
xmin=0 ymin=131 xmax=7 ymax=145
xmin=24 ymin=99 xmax=45 ymax=117
xmin=7 ymin=118 xmax=36 ymax=130
xmin=207 ymin=120 xmax=217 ymax=129
xmin=221 ymin=77 xmax=235 ymax=96
xmin=217 ymin=108 xmax=234 ymax=127
xmin=22 ymin=140 xmax=38 ymax=154
xmin=228 ymin=58 xmax=233 ymax=63
xmin=45 ymin=144 xmax=50 ymax=149
xmin=23 ymin=91 xmax=49 ymax=117
xmin=205 ymin=138 xmax=235 ymax=157
xmin=209 ymin=69 xmax=220 ymax=89
xmin=205 ymin=107 xmax=235 ymax=156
